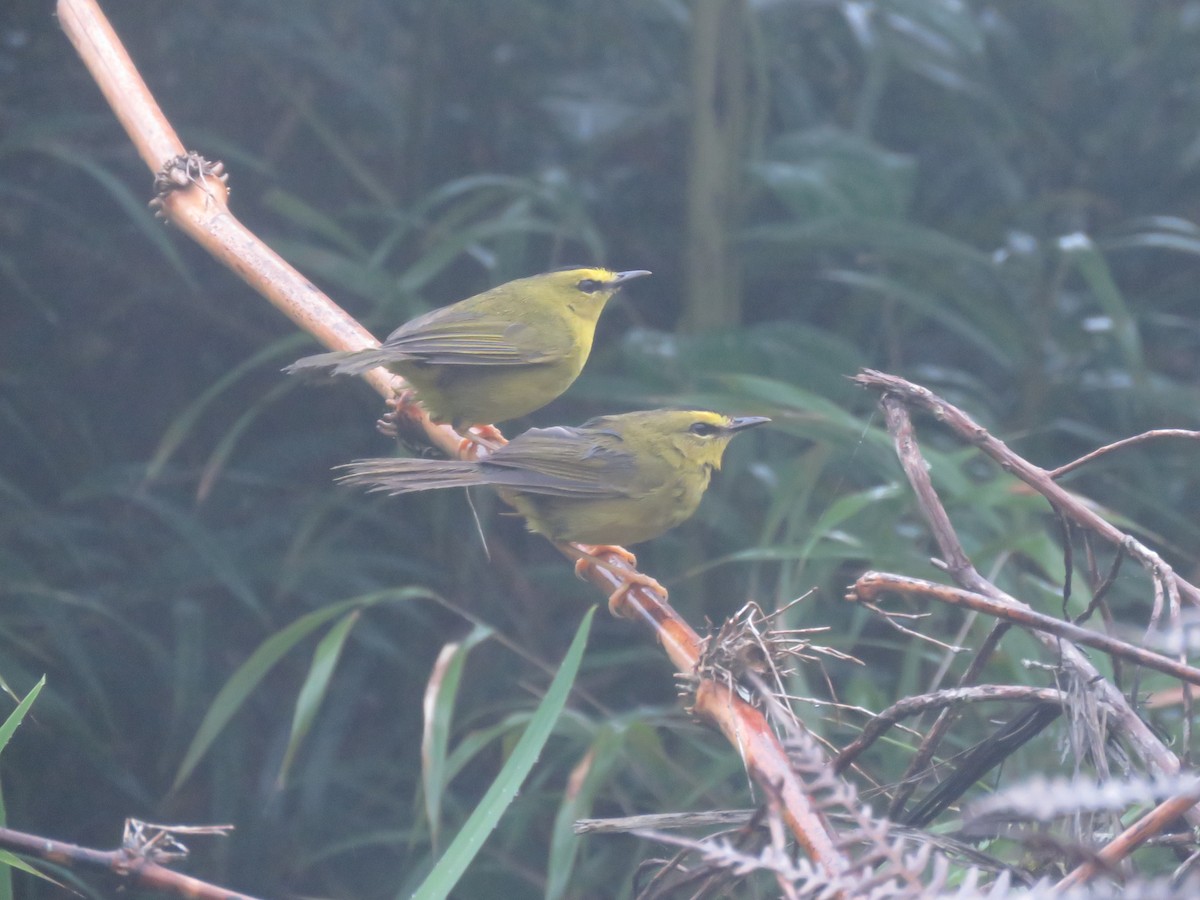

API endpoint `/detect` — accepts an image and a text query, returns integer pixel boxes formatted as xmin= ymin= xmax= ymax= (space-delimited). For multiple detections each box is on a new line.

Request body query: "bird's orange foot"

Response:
xmin=377 ymin=390 xmax=421 ymax=439
xmin=455 ymin=424 xmax=507 ymax=459
xmin=571 ymin=545 xmax=667 ymax=617
xmin=604 ymin=571 xmax=668 ymax=618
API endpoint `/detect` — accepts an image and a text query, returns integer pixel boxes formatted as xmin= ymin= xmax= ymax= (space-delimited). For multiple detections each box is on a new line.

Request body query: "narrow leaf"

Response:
xmin=546 ymin=726 xmax=622 ymax=900
xmin=172 ymin=589 xmax=430 ymax=794
xmin=276 ymin=610 xmax=362 ymax=787
xmin=0 ymin=677 xmax=43 ymax=756
xmin=422 ymin=625 xmax=494 ymax=850
xmin=411 ymin=607 xmax=595 ymax=900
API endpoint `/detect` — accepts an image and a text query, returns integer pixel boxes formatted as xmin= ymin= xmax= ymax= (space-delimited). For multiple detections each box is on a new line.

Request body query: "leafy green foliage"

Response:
xmin=3 ymin=0 xmax=1200 ymax=895
xmin=413 ymin=607 xmax=593 ymax=900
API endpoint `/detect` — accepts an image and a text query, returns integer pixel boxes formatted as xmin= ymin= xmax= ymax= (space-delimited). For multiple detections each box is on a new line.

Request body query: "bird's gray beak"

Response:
xmin=728 ymin=416 xmax=771 ymax=432
xmin=610 ymin=269 xmax=652 ymax=287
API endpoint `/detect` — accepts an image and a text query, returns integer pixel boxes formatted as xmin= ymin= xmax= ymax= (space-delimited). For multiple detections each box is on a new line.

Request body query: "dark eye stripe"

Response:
xmin=689 ymin=422 xmax=720 ymax=437
xmin=577 ymin=278 xmax=604 ymax=293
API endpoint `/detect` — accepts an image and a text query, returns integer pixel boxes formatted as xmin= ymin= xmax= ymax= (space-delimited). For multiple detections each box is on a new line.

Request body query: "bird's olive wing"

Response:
xmin=478 ymin=426 xmax=640 ymax=498
xmin=382 ymin=307 xmax=565 ymax=366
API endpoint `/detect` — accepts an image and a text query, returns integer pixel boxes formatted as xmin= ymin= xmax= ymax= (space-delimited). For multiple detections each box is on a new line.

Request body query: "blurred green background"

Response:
xmin=4 ymin=1 xmax=1200 ymax=896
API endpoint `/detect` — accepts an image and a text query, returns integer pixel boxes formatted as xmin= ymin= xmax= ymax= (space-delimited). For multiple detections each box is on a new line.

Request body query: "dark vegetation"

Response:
xmin=4 ymin=1 xmax=1200 ymax=896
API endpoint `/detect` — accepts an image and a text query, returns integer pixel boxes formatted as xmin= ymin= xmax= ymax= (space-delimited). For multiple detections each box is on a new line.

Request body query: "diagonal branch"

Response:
xmin=56 ymin=0 xmax=844 ymax=872
xmin=1049 ymin=429 xmax=1200 ymax=480
xmin=848 ymin=572 xmax=1200 ymax=688
xmin=1057 ymin=785 xmax=1200 ymax=890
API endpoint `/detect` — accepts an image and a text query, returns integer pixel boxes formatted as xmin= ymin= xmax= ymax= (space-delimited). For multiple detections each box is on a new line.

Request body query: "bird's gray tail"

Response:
xmin=336 ymin=457 xmax=484 ymax=494
xmin=283 ymin=347 xmax=399 ymax=377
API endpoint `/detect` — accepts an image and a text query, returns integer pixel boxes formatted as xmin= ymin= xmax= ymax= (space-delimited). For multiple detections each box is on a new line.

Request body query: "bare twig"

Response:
xmin=1057 ymin=785 xmax=1200 ymax=890
xmin=1049 ymin=429 xmax=1200 ymax=480
xmin=0 ymin=821 xmax=257 ymax=900
xmin=849 ymin=572 xmax=1200 ymax=688
xmin=858 ymin=602 xmax=966 ymax=654
xmin=835 ymin=684 xmax=1067 ymax=774
xmin=575 ymin=810 xmax=756 ymax=834
xmin=1074 ymin=545 xmax=1124 ymax=626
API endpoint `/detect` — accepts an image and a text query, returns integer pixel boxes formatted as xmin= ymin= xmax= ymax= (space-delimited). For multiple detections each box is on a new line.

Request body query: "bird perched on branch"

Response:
xmin=284 ymin=268 xmax=651 ymax=431
xmin=338 ymin=408 xmax=769 ymax=611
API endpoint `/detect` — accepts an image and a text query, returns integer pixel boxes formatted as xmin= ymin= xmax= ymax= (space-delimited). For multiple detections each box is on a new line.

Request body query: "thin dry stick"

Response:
xmin=0 ymin=824 xmax=260 ymax=900
xmin=854 ymin=375 xmax=1197 ymax=829
xmin=849 ymin=572 xmax=1200 ymax=688
xmin=1050 ymin=429 xmax=1200 ymax=480
xmin=1056 ymin=786 xmax=1200 ymax=891
xmin=56 ymin=0 xmax=845 ymax=873
xmin=886 ymin=619 xmax=1012 ymax=818
xmin=835 ymin=685 xmax=1068 ymax=774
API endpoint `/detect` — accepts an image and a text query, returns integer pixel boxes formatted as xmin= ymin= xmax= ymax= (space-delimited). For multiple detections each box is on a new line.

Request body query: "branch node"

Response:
xmin=149 ymin=152 xmax=229 ymax=219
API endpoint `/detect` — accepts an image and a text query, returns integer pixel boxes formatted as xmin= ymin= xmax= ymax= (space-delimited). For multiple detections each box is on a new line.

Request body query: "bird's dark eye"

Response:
xmin=576 ymin=278 xmax=604 ymax=293
xmin=689 ymin=422 xmax=720 ymax=437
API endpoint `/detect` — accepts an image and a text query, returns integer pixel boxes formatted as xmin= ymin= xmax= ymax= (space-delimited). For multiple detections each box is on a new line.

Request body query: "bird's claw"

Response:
xmin=377 ymin=390 xmax=420 ymax=439
xmin=571 ymin=546 xmax=667 ymax=617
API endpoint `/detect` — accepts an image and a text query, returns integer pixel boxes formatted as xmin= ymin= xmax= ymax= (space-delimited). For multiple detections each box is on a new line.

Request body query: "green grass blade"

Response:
xmin=171 ymin=589 xmax=430 ymax=794
xmin=276 ymin=609 xmax=363 ymax=788
xmin=0 ymin=679 xmax=44 ymax=899
xmin=34 ymin=148 xmax=199 ymax=289
xmin=145 ymin=337 xmax=310 ymax=484
xmin=411 ymin=606 xmax=595 ymax=900
xmin=0 ymin=677 xmax=43 ymax=756
xmin=196 ymin=379 xmax=297 ymax=502
xmin=0 ymin=784 xmax=6 ymax=900
xmin=0 ymin=677 xmax=46 ymax=899
xmin=422 ymin=625 xmax=494 ymax=851
xmin=0 ymin=850 xmax=64 ymax=893
xmin=1059 ymin=233 xmax=1145 ymax=376
xmin=545 ymin=725 xmax=622 ymax=900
